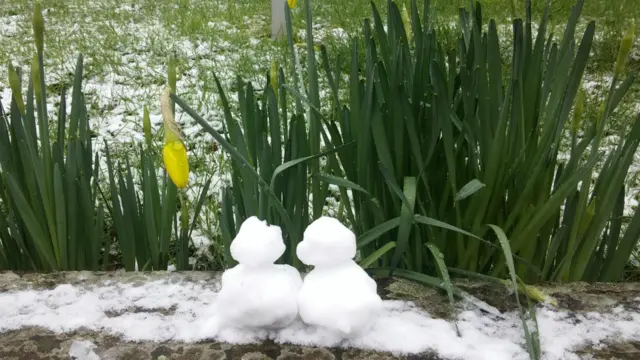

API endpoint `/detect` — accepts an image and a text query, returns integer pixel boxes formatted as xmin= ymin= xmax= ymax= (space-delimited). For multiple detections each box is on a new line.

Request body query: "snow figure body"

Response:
xmin=213 ymin=216 xmax=303 ymax=330
xmin=296 ymin=216 xmax=383 ymax=336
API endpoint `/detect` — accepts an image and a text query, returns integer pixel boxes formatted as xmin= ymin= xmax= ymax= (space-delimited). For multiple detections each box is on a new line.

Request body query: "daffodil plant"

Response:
xmin=0 ymin=2 xmax=105 ymax=271
xmin=103 ymin=59 xmax=209 ymax=272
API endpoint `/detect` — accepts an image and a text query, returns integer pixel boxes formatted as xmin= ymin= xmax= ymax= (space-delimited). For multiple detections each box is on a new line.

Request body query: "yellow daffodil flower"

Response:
xmin=288 ymin=0 xmax=296 ymax=9
xmin=163 ymin=140 xmax=189 ymax=188
xmin=160 ymin=86 xmax=189 ymax=188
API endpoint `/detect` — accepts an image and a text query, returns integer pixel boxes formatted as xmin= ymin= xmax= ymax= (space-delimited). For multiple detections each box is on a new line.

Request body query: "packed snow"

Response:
xmin=296 ymin=216 xmax=383 ymax=336
xmin=204 ymin=216 xmax=302 ymax=331
xmin=1 ymin=272 xmax=640 ymax=360
xmin=229 ymin=216 xmax=288 ymax=267
xmin=68 ymin=340 xmax=101 ymax=360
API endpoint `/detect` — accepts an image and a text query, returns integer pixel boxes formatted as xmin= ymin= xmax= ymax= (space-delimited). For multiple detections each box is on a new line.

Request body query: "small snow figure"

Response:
xmin=296 ymin=216 xmax=383 ymax=336
xmin=213 ymin=216 xmax=303 ymax=330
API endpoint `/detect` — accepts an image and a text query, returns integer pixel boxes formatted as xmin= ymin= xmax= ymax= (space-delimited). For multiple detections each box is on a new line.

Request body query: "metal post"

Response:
xmin=271 ymin=0 xmax=287 ymax=40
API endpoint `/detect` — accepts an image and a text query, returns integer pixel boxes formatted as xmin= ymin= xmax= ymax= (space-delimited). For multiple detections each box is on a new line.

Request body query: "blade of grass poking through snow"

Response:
xmin=426 ymin=243 xmax=459 ymax=335
xmin=516 ymin=275 xmax=542 ymax=359
xmin=488 ymin=224 xmax=540 ymax=360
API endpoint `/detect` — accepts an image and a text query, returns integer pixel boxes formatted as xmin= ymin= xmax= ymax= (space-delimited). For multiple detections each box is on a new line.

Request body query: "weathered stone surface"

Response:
xmin=1 ymin=270 xmax=639 ymax=360
xmin=0 ymin=327 xmax=442 ymax=360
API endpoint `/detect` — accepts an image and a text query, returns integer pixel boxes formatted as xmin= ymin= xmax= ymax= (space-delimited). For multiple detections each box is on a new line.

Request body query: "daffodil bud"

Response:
xmin=402 ymin=4 xmax=412 ymax=45
xmin=143 ymin=105 xmax=152 ymax=148
xmin=161 ymin=86 xmax=189 ymax=188
xmin=31 ymin=54 xmax=41 ymax=104
xmin=572 ymin=88 xmax=585 ymax=136
xmin=287 ymin=0 xmax=296 ymax=9
xmin=32 ymin=2 xmax=45 ymax=55
xmin=270 ymin=58 xmax=279 ymax=99
xmin=163 ymin=141 xmax=189 ymax=189
xmin=8 ymin=63 xmax=25 ymax=115
xmin=615 ymin=20 xmax=635 ymax=78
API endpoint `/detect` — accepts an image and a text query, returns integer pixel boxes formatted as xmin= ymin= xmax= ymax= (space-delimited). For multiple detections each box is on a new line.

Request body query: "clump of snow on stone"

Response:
xmin=230 ymin=216 xmax=285 ymax=266
xmin=1 ymin=277 xmax=640 ymax=360
xmin=296 ymin=216 xmax=382 ymax=336
xmin=297 ymin=216 xmax=356 ymax=266
xmin=69 ymin=339 xmax=100 ymax=360
xmin=202 ymin=216 xmax=302 ymax=332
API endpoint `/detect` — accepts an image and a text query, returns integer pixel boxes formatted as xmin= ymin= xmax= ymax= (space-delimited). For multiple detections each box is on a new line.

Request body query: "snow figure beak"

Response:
xmin=296 ymin=236 xmax=311 ymax=265
xmin=161 ymin=86 xmax=189 ymax=189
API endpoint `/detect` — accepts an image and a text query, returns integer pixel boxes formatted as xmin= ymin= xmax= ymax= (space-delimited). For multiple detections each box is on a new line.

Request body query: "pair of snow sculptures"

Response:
xmin=213 ymin=216 xmax=383 ymax=337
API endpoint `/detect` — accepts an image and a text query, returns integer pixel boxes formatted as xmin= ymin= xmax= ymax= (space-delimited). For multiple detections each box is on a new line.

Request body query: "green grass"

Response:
xmin=1 ymin=0 xmax=639 ymax=271
xmin=1 ymin=0 xmax=637 ymax=137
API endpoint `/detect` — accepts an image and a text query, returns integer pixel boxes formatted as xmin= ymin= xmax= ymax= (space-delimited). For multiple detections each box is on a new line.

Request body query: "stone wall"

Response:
xmin=1 ymin=270 xmax=639 ymax=360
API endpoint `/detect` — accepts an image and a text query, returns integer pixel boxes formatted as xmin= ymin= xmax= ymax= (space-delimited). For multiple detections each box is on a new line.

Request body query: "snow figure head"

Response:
xmin=230 ymin=216 xmax=285 ymax=267
xmin=297 ymin=216 xmax=356 ymax=267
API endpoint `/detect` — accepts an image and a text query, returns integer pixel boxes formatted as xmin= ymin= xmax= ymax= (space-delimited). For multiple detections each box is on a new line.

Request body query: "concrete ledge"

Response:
xmin=1 ymin=271 xmax=639 ymax=360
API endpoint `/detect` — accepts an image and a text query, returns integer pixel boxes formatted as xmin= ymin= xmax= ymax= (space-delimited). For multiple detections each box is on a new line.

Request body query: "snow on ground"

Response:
xmin=0 ymin=278 xmax=639 ymax=360
xmin=0 ymin=1 xmax=351 ymax=264
xmin=1 ymin=1 xmax=639 ymax=264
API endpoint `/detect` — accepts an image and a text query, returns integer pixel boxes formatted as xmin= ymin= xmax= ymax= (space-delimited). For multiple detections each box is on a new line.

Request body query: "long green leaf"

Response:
xmin=455 ymin=179 xmax=486 ymax=201
xmin=360 ymin=241 xmax=396 ymax=268
xmin=6 ymin=175 xmax=56 ymax=269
